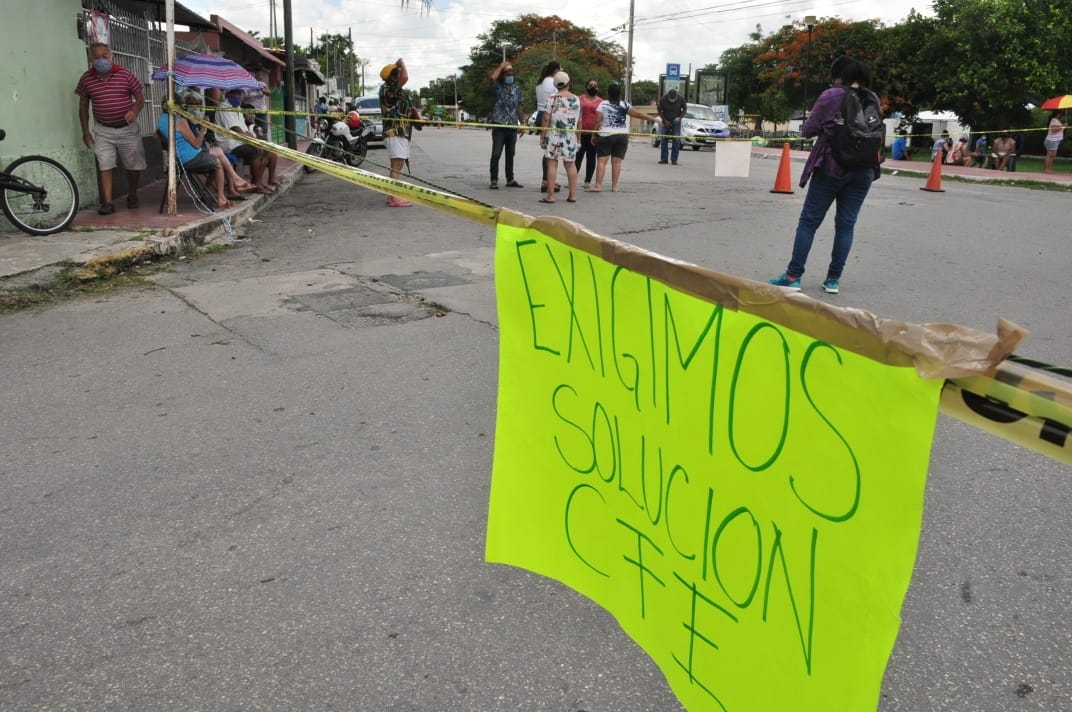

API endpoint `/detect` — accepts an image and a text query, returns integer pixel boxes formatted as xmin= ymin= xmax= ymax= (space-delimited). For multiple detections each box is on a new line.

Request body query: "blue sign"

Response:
xmin=666 ymin=63 xmax=680 ymax=79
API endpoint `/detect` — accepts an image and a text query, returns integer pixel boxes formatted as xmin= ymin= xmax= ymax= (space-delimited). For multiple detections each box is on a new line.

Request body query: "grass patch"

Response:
xmin=0 ymin=245 xmax=226 ymax=313
xmin=0 ymin=262 xmax=156 ymax=312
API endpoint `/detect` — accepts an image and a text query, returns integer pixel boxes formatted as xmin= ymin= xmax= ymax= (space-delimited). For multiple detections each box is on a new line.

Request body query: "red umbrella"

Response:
xmin=1039 ymin=94 xmax=1072 ymax=110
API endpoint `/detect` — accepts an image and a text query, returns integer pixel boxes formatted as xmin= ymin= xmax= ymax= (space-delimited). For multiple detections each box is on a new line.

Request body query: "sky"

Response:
xmin=178 ymin=0 xmax=933 ymax=93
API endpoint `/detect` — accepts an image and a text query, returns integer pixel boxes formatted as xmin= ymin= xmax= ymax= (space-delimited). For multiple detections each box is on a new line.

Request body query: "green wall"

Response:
xmin=0 ymin=1 xmax=105 ymax=210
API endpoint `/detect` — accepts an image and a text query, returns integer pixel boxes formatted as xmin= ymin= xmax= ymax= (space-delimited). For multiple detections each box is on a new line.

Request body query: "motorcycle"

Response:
xmin=303 ymin=112 xmax=373 ymax=173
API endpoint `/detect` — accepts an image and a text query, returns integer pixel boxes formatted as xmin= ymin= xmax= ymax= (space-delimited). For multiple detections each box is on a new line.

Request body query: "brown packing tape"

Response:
xmin=182 ymin=112 xmax=1025 ymax=380
xmin=497 ymin=209 xmax=1025 ymax=380
xmin=166 ymin=118 xmax=1070 ymax=464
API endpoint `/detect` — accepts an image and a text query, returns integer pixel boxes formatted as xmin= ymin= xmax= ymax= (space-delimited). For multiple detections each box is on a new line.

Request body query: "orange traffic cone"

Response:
xmin=770 ymin=142 xmax=794 ymax=194
xmin=920 ymin=151 xmax=945 ymax=192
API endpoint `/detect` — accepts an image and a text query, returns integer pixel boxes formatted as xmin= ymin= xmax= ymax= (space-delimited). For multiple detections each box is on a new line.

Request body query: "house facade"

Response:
xmin=0 ymin=0 xmax=295 ymax=214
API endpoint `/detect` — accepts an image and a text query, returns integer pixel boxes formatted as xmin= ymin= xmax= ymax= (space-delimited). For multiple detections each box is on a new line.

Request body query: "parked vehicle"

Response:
xmin=303 ymin=112 xmax=373 ymax=172
xmin=652 ymin=103 xmax=731 ymax=150
xmin=352 ymin=95 xmax=384 ymax=141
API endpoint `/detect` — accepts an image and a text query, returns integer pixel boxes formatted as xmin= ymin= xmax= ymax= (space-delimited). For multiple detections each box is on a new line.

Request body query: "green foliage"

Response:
xmin=417 ymin=14 xmax=624 ymax=121
xmin=630 ymin=81 xmax=659 ymax=105
xmin=716 ymin=1 xmax=1072 ymax=136
xmin=411 ymin=3 xmax=1072 ymax=133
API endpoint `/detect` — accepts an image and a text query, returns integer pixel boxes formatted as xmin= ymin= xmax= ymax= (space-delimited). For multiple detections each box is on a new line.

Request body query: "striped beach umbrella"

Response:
xmin=152 ymin=53 xmax=262 ymax=91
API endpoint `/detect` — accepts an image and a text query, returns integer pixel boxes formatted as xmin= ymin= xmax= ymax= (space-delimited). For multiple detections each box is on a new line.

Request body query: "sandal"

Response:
xmin=505 ymin=180 xmax=523 ymax=188
xmin=489 ymin=181 xmax=499 ymax=189
xmin=539 ymin=183 xmax=562 ymax=193
xmin=538 ymin=197 xmax=555 ymax=203
xmin=566 ymin=197 xmax=576 ymax=202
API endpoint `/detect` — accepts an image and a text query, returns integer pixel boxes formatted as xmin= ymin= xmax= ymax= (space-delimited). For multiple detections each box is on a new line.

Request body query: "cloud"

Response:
xmin=179 ymin=0 xmax=930 ymax=90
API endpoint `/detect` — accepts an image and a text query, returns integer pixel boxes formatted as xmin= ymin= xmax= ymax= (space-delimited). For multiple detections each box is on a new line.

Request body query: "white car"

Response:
xmin=352 ymin=95 xmax=384 ymax=141
xmin=653 ymin=103 xmax=731 ymax=150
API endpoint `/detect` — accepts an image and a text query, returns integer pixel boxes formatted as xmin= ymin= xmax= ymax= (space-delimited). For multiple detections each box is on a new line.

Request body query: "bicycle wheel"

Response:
xmin=0 ymin=155 xmax=79 ymax=236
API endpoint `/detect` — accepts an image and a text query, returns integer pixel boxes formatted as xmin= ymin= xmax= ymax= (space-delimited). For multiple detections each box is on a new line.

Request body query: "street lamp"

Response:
xmin=803 ymin=15 xmax=817 ymax=118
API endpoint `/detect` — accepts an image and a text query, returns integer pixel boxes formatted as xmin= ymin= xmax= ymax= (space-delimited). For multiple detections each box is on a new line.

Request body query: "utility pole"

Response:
xmin=625 ymin=0 xmax=635 ymax=102
xmin=283 ymin=0 xmax=296 ymax=149
xmin=269 ymin=0 xmax=276 ymax=46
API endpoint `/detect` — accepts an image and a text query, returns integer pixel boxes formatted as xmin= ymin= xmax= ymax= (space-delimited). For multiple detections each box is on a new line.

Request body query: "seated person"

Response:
xmin=215 ymin=88 xmax=274 ymax=193
xmin=946 ymin=137 xmax=971 ymax=166
xmin=970 ymin=135 xmax=989 ymax=167
xmin=242 ymin=102 xmax=282 ymax=188
xmin=180 ymin=91 xmax=254 ymax=197
xmin=931 ymin=131 xmax=951 ymax=163
xmin=991 ymin=135 xmax=1016 ymax=171
xmin=891 ymin=132 xmax=912 ymax=160
xmin=158 ymin=93 xmax=233 ymax=208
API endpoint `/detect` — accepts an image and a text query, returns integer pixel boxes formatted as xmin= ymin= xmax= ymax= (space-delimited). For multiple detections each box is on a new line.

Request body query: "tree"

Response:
xmin=630 ymin=80 xmax=659 ymax=105
xmin=446 ymin=14 xmax=625 ymax=120
xmin=717 ymin=1 xmax=1072 ymax=137
xmin=910 ymin=0 xmax=1072 ymax=131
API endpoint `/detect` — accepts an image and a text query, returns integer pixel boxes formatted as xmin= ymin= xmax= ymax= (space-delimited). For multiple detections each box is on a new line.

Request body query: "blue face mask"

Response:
xmin=227 ymin=96 xmax=242 ymax=107
xmin=504 ymin=76 xmax=515 ymax=85
xmin=92 ymin=59 xmax=112 ymax=74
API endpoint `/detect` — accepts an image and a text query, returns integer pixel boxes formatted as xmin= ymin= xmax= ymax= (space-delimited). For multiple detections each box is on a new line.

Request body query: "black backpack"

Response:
xmin=830 ymin=87 xmax=885 ymax=169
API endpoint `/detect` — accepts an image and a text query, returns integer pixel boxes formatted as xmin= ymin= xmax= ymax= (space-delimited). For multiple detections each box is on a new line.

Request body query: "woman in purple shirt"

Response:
xmin=769 ymin=55 xmax=882 ymax=295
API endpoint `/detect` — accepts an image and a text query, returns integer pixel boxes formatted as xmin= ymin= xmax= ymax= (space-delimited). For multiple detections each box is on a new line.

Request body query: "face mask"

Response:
xmin=227 ymin=96 xmax=242 ymax=107
xmin=92 ymin=59 xmax=112 ymax=74
xmin=504 ymin=76 xmax=515 ymax=85
xmin=587 ymin=87 xmax=598 ymax=96
xmin=191 ymin=109 xmax=204 ymax=118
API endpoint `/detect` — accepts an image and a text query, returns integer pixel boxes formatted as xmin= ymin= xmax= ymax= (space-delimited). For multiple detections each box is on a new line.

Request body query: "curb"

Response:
xmin=0 ymin=163 xmax=302 ymax=295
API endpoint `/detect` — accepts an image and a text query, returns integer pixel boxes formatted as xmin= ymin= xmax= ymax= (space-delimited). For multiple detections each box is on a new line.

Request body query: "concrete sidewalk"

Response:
xmin=0 ymin=151 xmax=304 ymax=290
xmin=753 ymin=143 xmax=1072 ymax=184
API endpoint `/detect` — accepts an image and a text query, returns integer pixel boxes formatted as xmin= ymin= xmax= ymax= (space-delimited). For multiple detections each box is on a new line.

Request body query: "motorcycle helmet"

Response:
xmin=330 ymin=120 xmax=350 ymax=138
xmin=346 ymin=111 xmax=362 ymax=129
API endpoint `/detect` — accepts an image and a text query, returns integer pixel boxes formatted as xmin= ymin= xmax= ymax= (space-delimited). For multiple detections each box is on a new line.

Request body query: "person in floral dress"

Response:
xmin=539 ymin=71 xmax=580 ymax=203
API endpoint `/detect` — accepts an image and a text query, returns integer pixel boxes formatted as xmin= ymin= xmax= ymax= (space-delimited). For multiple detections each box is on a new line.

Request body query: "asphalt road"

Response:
xmin=1 ymin=129 xmax=1069 ymax=711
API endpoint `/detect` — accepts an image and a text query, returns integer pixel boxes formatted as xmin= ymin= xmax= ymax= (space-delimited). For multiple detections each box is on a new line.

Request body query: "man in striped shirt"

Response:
xmin=75 ymin=43 xmax=147 ymax=215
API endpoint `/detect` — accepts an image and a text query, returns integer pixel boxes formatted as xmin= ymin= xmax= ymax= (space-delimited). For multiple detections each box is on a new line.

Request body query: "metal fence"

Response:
xmin=79 ymin=0 xmax=207 ymax=137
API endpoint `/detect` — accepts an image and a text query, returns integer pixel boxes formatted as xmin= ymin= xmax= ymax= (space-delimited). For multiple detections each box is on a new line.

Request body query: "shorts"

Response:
xmin=596 ymin=133 xmax=629 ymax=160
xmin=183 ymin=150 xmax=219 ymax=174
xmin=385 ymin=136 xmax=410 ymax=161
xmin=1044 ymin=137 xmax=1062 ymax=151
xmin=92 ymin=122 xmax=147 ymax=172
xmin=230 ymin=143 xmax=262 ymax=163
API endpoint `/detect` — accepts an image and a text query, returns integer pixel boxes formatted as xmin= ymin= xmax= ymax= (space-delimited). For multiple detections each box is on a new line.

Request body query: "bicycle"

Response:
xmin=0 ymin=129 xmax=80 ymax=236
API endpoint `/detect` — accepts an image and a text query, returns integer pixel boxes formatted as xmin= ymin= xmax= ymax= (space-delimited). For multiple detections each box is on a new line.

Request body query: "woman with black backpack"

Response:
xmin=768 ymin=55 xmax=882 ymax=295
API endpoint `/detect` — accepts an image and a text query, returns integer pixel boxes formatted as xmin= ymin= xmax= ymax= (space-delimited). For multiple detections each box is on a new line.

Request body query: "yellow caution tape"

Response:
xmin=165 ymin=102 xmax=1072 ymax=466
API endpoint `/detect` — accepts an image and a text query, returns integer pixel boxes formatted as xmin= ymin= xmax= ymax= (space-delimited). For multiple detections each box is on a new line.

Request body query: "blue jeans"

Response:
xmin=787 ymin=167 xmax=874 ymax=281
xmin=660 ymin=119 xmax=681 ymax=163
xmin=490 ymin=127 xmax=518 ymax=182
